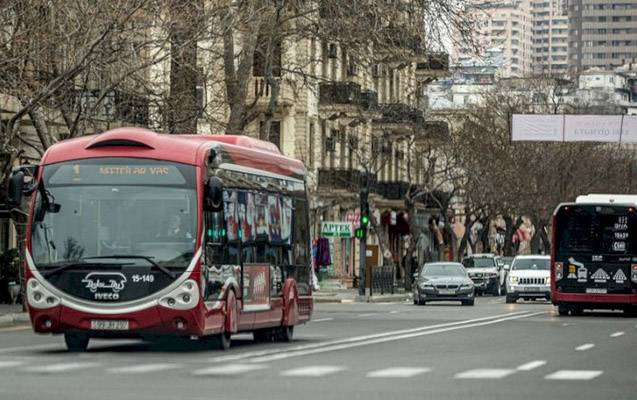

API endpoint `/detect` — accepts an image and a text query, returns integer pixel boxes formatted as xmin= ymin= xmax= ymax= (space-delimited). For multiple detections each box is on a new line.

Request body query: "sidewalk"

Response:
xmin=312 ymin=288 xmax=411 ymax=304
xmin=0 ymin=304 xmax=29 ymax=328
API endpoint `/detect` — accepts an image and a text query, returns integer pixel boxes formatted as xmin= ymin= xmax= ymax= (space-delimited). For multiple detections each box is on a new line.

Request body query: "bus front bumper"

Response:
xmin=28 ymin=303 xmax=209 ymax=337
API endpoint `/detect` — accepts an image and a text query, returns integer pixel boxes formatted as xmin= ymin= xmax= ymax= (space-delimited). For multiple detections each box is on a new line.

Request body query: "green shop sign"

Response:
xmin=321 ymin=222 xmax=353 ymax=238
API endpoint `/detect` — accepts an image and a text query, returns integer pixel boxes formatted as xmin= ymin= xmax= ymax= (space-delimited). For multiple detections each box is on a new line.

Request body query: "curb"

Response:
xmin=0 ymin=313 xmax=30 ymax=328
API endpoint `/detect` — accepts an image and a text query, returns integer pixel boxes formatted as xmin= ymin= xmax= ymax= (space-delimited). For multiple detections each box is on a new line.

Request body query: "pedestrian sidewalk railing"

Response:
xmin=371 ymin=266 xmax=395 ymax=295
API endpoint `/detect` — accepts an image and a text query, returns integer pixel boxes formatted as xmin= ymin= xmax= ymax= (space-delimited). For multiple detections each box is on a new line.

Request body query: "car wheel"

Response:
xmin=462 ymin=299 xmax=475 ymax=306
xmin=418 ymin=299 xmax=426 ymax=305
xmin=505 ymin=294 xmax=516 ymax=304
xmin=492 ymin=283 xmax=501 ymax=296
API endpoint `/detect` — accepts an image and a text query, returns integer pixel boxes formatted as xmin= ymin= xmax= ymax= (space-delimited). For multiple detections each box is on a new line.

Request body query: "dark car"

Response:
xmin=462 ymin=254 xmax=501 ymax=296
xmin=413 ymin=262 xmax=475 ymax=306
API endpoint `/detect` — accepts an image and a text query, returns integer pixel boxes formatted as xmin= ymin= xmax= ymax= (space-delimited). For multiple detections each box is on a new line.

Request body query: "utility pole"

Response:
xmin=356 ymin=187 xmax=370 ymax=296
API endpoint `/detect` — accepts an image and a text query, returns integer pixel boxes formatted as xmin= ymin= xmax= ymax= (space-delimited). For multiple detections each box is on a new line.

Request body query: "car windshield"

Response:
xmin=30 ymin=158 xmax=197 ymax=270
xmin=462 ymin=257 xmax=496 ymax=268
xmin=512 ymin=258 xmax=550 ymax=270
xmin=422 ymin=264 xmax=466 ymax=278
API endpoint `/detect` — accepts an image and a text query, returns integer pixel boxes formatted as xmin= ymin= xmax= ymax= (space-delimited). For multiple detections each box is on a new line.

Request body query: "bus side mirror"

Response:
xmin=205 ymin=176 xmax=223 ymax=211
xmin=7 ymin=171 xmax=25 ymax=207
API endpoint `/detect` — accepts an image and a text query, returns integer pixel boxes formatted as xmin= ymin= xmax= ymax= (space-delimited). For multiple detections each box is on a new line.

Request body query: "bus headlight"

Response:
xmin=632 ymin=265 xmax=637 ymax=283
xmin=555 ymin=262 xmax=563 ymax=281
xmin=27 ymin=278 xmax=60 ymax=309
xmin=160 ymin=279 xmax=199 ymax=310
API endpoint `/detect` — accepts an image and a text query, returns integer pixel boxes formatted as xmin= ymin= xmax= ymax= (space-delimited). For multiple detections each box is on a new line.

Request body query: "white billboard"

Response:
xmin=512 ymin=114 xmax=637 ymax=143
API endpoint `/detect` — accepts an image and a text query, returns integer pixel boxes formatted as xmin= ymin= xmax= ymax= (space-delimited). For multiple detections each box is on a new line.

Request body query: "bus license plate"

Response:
xmin=90 ymin=320 xmax=129 ymax=330
xmin=586 ymin=288 xmax=607 ymax=294
xmin=438 ymin=289 xmax=456 ymax=295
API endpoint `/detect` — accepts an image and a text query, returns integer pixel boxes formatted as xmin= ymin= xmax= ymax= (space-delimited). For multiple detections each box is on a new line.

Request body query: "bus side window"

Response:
xmin=292 ymin=196 xmax=309 ymax=266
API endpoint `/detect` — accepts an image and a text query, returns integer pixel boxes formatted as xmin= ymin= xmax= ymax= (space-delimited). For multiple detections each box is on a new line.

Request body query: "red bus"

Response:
xmin=6 ymin=128 xmax=313 ymax=351
xmin=551 ymin=194 xmax=637 ymax=316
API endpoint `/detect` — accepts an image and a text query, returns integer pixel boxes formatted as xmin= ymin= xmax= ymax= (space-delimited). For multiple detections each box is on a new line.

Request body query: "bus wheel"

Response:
xmin=557 ymin=304 xmax=569 ymax=316
xmin=623 ymin=306 xmax=637 ymax=318
xmin=64 ymin=332 xmax=89 ymax=352
xmin=276 ymin=326 xmax=294 ymax=342
xmin=210 ymin=332 xmax=231 ymax=350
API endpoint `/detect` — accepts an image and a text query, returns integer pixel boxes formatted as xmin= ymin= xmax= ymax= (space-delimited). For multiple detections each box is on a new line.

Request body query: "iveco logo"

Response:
xmin=81 ymin=272 xmax=127 ymax=293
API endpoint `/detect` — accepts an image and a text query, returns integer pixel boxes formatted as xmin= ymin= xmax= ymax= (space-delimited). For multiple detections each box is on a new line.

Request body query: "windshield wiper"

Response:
xmin=40 ymin=261 xmax=131 ymax=278
xmin=83 ymin=255 xmax=175 ymax=279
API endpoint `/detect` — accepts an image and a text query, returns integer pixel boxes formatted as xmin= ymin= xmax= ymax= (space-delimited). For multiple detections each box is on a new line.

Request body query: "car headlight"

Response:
xmin=461 ymin=283 xmax=473 ymax=289
xmin=420 ymin=282 xmax=433 ymax=289
xmin=509 ymin=276 xmax=519 ymax=284
xmin=544 ymin=277 xmax=550 ymax=285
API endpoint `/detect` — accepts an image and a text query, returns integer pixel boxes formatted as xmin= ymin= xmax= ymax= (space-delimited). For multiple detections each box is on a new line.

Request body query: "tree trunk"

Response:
xmin=167 ymin=0 xmax=201 ymax=134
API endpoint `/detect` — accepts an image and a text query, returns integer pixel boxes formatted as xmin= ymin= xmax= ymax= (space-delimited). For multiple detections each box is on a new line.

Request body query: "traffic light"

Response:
xmin=356 ymin=188 xmax=369 ymax=240
xmin=360 ymin=188 xmax=369 ymax=226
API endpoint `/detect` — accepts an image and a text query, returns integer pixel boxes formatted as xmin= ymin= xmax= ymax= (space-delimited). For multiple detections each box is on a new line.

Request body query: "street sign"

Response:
xmin=321 ymin=221 xmax=353 ymax=238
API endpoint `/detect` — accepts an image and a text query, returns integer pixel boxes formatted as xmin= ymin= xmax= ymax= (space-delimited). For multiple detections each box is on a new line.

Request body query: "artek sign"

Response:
xmin=321 ymin=222 xmax=353 ymax=238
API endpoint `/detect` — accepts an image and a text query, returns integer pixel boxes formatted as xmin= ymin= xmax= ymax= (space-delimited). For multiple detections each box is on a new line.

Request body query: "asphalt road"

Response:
xmin=0 ymin=297 xmax=635 ymax=400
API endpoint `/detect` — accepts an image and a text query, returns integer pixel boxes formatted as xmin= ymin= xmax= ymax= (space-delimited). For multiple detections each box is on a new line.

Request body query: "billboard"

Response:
xmin=512 ymin=114 xmax=637 ymax=143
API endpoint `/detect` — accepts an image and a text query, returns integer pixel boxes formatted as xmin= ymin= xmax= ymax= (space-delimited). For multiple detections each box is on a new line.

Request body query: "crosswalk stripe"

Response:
xmin=23 ymin=362 xmax=99 ymax=373
xmin=516 ymin=360 xmax=547 ymax=371
xmin=545 ymin=370 xmax=603 ymax=381
xmin=610 ymin=331 xmax=624 ymax=338
xmin=0 ymin=361 xmax=24 ymax=368
xmin=107 ymin=363 xmax=182 ymax=374
xmin=193 ymin=364 xmax=266 ymax=376
xmin=575 ymin=343 xmax=595 ymax=351
xmin=455 ymin=368 xmax=517 ymax=379
xmin=366 ymin=367 xmax=431 ymax=378
xmin=281 ymin=366 xmax=345 ymax=377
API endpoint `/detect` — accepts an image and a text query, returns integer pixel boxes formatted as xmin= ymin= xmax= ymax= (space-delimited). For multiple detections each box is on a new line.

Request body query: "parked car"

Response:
xmin=413 ymin=262 xmax=475 ymax=306
xmin=462 ymin=254 xmax=501 ymax=296
xmin=505 ymin=255 xmax=551 ymax=303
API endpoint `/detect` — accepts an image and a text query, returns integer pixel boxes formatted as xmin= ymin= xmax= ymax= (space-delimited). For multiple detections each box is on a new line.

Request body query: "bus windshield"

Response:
xmin=31 ymin=158 xmax=197 ymax=270
xmin=555 ymin=205 xmax=636 ymax=255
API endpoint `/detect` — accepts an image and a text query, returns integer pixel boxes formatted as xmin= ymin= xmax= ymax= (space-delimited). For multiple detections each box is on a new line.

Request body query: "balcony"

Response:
xmin=415 ymin=53 xmax=449 ymax=82
xmin=372 ymin=181 xmax=411 ymax=200
xmin=317 ymin=168 xmax=377 ymax=191
xmin=319 ymin=82 xmax=378 ymax=112
xmin=248 ymin=77 xmax=295 ymax=109
xmin=374 ymin=103 xmax=425 ymax=127
xmin=65 ymin=89 xmax=149 ymax=126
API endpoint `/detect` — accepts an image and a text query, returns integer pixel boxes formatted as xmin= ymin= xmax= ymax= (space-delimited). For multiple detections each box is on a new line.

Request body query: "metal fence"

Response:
xmin=370 ymin=265 xmax=395 ymax=295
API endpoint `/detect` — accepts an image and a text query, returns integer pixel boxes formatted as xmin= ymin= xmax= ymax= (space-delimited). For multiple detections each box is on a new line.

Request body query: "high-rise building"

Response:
xmin=531 ymin=0 xmax=569 ymax=75
xmin=453 ymin=0 xmax=533 ymax=77
xmin=567 ymin=0 xmax=637 ymax=73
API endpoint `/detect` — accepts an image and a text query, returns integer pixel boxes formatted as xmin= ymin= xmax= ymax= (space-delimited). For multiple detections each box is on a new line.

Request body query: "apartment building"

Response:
xmin=454 ymin=0 xmax=533 ymax=78
xmin=531 ymin=0 xmax=570 ymax=75
xmin=567 ymin=0 xmax=637 ymax=73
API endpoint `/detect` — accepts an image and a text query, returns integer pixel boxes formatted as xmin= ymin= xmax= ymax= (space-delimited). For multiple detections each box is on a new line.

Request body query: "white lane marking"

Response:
xmin=0 ymin=361 xmax=24 ymax=368
xmin=389 ymin=310 xmax=400 ymax=314
xmin=23 ymin=362 xmax=100 ymax=374
xmin=545 ymin=370 xmax=603 ymax=381
xmin=357 ymin=313 xmax=378 ymax=317
xmin=208 ymin=311 xmax=534 ymax=364
xmin=610 ymin=331 xmax=624 ymax=338
xmin=0 ymin=343 xmax=61 ymax=354
xmin=367 ymin=367 xmax=431 ymax=378
xmin=516 ymin=360 xmax=547 ymax=371
xmin=107 ymin=363 xmax=181 ymax=374
xmin=281 ymin=365 xmax=345 ymax=377
xmin=247 ymin=312 xmax=545 ymax=363
xmin=455 ymin=369 xmax=516 ymax=379
xmin=311 ymin=318 xmax=334 ymax=323
xmin=193 ymin=364 xmax=267 ymax=376
xmin=575 ymin=343 xmax=595 ymax=351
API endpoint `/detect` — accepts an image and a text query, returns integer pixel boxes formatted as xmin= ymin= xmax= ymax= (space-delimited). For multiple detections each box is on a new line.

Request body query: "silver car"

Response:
xmin=413 ymin=262 xmax=475 ymax=306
